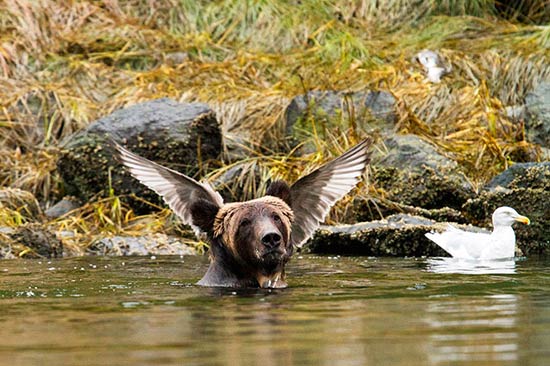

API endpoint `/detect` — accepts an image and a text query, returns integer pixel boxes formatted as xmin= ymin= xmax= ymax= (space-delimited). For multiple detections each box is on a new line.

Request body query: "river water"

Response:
xmin=0 ymin=255 xmax=549 ymax=366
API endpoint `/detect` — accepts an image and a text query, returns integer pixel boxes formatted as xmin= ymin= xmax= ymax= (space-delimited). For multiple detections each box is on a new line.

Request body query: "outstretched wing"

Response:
xmin=289 ymin=139 xmax=371 ymax=247
xmin=113 ymin=142 xmax=223 ymax=232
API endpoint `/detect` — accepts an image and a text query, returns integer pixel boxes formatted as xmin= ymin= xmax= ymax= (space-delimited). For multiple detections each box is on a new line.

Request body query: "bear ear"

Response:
xmin=190 ymin=198 xmax=220 ymax=236
xmin=265 ymin=180 xmax=291 ymax=205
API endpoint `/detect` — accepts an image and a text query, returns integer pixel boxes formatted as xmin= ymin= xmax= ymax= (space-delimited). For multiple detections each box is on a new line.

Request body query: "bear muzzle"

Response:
xmin=257 ymin=229 xmax=288 ymax=269
xmin=261 ymin=232 xmax=282 ymax=249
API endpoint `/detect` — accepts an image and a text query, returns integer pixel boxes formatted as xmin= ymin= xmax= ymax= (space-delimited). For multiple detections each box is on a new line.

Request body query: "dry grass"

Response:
xmin=0 ymin=0 xmax=549 ymax=254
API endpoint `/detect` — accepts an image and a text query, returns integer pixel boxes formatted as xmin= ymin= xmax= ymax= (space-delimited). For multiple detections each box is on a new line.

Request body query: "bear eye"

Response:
xmin=272 ymin=214 xmax=282 ymax=223
xmin=240 ymin=218 xmax=251 ymax=227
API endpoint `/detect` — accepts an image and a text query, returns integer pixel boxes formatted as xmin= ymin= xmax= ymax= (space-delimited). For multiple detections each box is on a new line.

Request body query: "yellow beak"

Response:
xmin=515 ymin=215 xmax=530 ymax=225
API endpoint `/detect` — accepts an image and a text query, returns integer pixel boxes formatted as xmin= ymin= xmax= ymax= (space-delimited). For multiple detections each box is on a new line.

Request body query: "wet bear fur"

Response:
xmin=190 ymin=188 xmax=295 ymax=288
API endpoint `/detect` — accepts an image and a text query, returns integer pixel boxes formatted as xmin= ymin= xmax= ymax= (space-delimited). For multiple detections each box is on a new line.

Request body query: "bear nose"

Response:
xmin=261 ymin=232 xmax=282 ymax=248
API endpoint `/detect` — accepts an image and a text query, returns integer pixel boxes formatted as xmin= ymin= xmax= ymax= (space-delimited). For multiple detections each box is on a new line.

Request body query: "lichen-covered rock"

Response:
xmin=463 ymin=188 xmax=550 ymax=255
xmin=368 ymin=135 xmax=474 ymax=211
xmin=57 ymin=98 xmax=222 ymax=212
xmin=302 ymin=214 xmax=486 ymax=257
xmin=283 ymin=90 xmax=396 ymax=151
xmin=525 ymin=81 xmax=550 ymax=147
xmin=87 ymin=234 xmax=196 ymax=256
xmin=9 ymin=223 xmax=63 ymax=258
xmin=485 ymin=162 xmax=550 ymax=191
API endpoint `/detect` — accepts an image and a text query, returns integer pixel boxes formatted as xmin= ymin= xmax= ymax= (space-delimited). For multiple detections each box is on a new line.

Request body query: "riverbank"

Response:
xmin=1 ymin=1 xmax=549 ymax=257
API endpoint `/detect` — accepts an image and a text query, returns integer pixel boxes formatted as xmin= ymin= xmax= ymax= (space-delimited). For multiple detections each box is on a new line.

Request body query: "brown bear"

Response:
xmin=114 ymin=139 xmax=371 ymax=288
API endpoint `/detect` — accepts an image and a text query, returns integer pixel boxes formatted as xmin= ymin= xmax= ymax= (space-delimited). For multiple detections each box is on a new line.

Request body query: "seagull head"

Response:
xmin=492 ymin=206 xmax=530 ymax=228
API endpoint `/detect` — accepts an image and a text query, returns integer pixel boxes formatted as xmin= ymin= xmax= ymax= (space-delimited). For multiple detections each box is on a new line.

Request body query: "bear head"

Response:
xmin=205 ymin=196 xmax=294 ymax=287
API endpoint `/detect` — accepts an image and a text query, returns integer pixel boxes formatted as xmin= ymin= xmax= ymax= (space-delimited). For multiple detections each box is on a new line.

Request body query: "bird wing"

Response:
xmin=289 ymin=139 xmax=371 ymax=247
xmin=114 ymin=142 xmax=223 ymax=233
xmin=426 ymin=224 xmax=491 ymax=259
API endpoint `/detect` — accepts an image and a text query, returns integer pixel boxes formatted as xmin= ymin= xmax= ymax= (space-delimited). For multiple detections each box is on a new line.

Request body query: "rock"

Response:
xmin=302 ymin=214 xmax=486 ymax=256
xmin=367 ymin=135 xmax=474 ymax=212
xmin=354 ymin=198 xmax=468 ymax=224
xmin=463 ymin=162 xmax=550 ymax=255
xmin=525 ymin=81 xmax=550 ymax=147
xmin=44 ymin=197 xmax=81 ymax=219
xmin=463 ymin=188 xmax=550 ymax=255
xmin=283 ymin=90 xmax=397 ymax=151
xmin=0 ymin=188 xmax=42 ymax=219
xmin=9 ymin=223 xmax=63 ymax=258
xmin=476 ymin=163 xmax=550 ymax=254
xmin=485 ymin=162 xmax=550 ymax=191
xmin=87 ymin=234 xmax=196 ymax=256
xmin=57 ymin=98 xmax=222 ymax=212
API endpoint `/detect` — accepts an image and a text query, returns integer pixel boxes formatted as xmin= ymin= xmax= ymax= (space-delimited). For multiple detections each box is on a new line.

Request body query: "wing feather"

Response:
xmin=113 ymin=142 xmax=223 ymax=233
xmin=289 ymin=139 xmax=371 ymax=247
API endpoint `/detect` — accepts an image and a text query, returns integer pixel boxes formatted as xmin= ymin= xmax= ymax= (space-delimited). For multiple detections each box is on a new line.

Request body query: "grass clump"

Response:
xmin=0 ymin=0 xmax=549 ymax=255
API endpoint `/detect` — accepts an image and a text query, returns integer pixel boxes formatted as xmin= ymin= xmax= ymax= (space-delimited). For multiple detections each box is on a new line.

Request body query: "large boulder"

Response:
xmin=283 ymin=90 xmax=397 ymax=151
xmin=525 ymin=81 xmax=550 ymax=148
xmin=463 ymin=162 xmax=550 ymax=255
xmin=355 ymin=135 xmax=474 ymax=221
xmin=57 ymin=98 xmax=222 ymax=212
xmin=302 ymin=214 xmax=486 ymax=257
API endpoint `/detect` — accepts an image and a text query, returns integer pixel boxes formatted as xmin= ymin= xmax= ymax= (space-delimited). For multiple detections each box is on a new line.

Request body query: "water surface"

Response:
xmin=1 ymin=255 xmax=549 ymax=366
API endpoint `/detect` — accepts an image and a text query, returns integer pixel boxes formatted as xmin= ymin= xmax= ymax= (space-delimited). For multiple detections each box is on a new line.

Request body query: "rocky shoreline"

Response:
xmin=1 ymin=84 xmax=549 ymax=258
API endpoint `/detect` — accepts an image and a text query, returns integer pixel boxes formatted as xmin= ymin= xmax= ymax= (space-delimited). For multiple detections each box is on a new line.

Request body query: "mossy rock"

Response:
xmin=485 ymin=162 xmax=550 ymax=191
xmin=57 ymin=98 xmax=222 ymax=212
xmin=369 ymin=134 xmax=474 ymax=211
xmin=302 ymin=214 xmax=480 ymax=257
xmin=283 ymin=89 xmax=397 ymax=152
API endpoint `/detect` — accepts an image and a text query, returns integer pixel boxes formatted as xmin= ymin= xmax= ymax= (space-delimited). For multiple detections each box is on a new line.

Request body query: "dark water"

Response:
xmin=1 ymin=255 xmax=549 ymax=366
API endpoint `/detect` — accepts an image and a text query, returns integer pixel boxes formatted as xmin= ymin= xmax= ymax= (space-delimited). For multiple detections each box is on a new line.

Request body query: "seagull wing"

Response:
xmin=426 ymin=224 xmax=490 ymax=259
xmin=289 ymin=139 xmax=371 ymax=247
xmin=114 ymin=142 xmax=223 ymax=233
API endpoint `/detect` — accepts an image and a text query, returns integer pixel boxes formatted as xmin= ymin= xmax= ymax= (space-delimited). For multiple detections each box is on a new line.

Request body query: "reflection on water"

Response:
xmin=0 ymin=255 xmax=549 ymax=366
xmin=426 ymin=294 xmax=520 ymax=364
xmin=426 ymin=257 xmax=517 ymax=274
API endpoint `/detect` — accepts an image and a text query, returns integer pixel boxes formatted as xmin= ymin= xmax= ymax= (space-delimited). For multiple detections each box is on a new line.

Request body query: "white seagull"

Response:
xmin=425 ymin=206 xmax=530 ymax=260
xmin=414 ymin=49 xmax=451 ymax=83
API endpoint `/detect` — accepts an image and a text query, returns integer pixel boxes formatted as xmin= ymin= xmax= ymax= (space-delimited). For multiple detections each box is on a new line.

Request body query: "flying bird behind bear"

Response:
xmin=114 ymin=138 xmax=371 ymax=288
xmin=425 ymin=206 xmax=530 ymax=260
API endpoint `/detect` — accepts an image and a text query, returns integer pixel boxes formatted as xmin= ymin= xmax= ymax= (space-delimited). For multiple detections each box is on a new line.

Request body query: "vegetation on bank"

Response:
xmin=0 ymin=0 xmax=549 ymax=256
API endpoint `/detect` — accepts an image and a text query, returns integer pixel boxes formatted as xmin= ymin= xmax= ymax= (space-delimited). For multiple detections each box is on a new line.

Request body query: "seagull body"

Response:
xmin=425 ymin=207 xmax=530 ymax=260
xmin=415 ymin=49 xmax=451 ymax=83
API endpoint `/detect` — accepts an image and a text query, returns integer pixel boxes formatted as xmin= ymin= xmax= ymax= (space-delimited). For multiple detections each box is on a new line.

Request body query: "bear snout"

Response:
xmin=261 ymin=232 xmax=282 ymax=249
